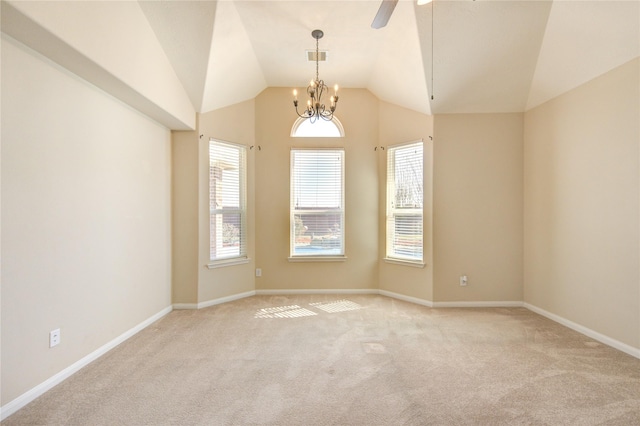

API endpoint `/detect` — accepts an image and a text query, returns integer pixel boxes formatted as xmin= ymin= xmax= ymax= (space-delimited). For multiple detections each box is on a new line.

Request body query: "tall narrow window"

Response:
xmin=290 ymin=149 xmax=345 ymax=258
xmin=209 ymin=140 xmax=247 ymax=263
xmin=386 ymin=141 xmax=423 ymax=263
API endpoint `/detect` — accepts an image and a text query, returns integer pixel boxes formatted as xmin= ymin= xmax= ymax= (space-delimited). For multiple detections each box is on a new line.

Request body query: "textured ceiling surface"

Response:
xmin=139 ymin=0 xmax=639 ymax=115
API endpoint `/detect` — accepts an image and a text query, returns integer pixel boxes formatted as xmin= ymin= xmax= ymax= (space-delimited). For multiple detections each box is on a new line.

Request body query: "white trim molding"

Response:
xmin=206 ymin=257 xmax=250 ymax=269
xmin=172 ymin=303 xmax=199 ymax=310
xmin=433 ymin=301 xmax=524 ymax=308
xmin=383 ymin=258 xmax=426 ymax=268
xmin=198 ymin=291 xmax=256 ymax=309
xmin=256 ymin=289 xmax=378 ymax=296
xmin=287 ymin=256 xmax=347 ymax=263
xmin=0 ymin=306 xmax=173 ymax=421
xmin=524 ymin=303 xmax=640 ymax=360
xmin=379 ymin=290 xmax=434 ymax=308
xmin=173 ymin=291 xmax=256 ymax=310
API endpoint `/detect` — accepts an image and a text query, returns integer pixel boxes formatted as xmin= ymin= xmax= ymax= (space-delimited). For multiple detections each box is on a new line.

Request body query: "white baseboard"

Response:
xmin=524 ymin=303 xmax=640 ymax=360
xmin=173 ymin=291 xmax=256 ymax=310
xmin=255 ymin=289 xmax=379 ymax=296
xmin=378 ymin=290 xmax=434 ymax=307
xmin=172 ymin=303 xmax=199 ymax=310
xmin=378 ymin=291 xmax=524 ymax=309
xmin=433 ymin=300 xmax=524 ymax=308
xmin=0 ymin=305 xmax=173 ymax=421
xmin=198 ymin=291 xmax=256 ymax=309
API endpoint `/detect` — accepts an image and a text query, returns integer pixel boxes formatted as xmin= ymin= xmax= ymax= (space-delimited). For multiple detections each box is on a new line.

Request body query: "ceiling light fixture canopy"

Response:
xmin=293 ymin=29 xmax=339 ymax=122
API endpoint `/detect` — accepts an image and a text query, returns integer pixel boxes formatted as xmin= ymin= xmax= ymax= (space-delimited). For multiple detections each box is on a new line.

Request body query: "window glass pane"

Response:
xmin=387 ymin=142 xmax=423 ymax=262
xmin=291 ymin=116 xmax=344 ymax=137
xmin=391 ymin=213 xmax=423 ymax=259
xmin=210 ymin=213 xmax=243 ymax=258
xmin=291 ymin=149 xmax=345 ymax=257
xmin=393 ymin=146 xmax=423 ymax=209
xmin=210 ymin=140 xmax=247 ymax=261
xmin=293 ymin=212 xmax=343 ymax=256
xmin=292 ymin=151 xmax=342 ymax=208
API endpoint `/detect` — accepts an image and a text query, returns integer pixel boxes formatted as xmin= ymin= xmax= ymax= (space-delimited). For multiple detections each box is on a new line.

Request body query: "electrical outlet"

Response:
xmin=50 ymin=328 xmax=61 ymax=348
xmin=460 ymin=275 xmax=468 ymax=286
xmin=256 ymin=268 xmax=262 ymax=277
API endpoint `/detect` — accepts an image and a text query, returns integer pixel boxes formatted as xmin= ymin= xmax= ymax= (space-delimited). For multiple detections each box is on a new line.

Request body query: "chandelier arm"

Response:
xmin=319 ymin=106 xmax=334 ymax=120
xmin=307 ymin=85 xmax=316 ymax=100
xmin=293 ymin=101 xmax=313 ymax=119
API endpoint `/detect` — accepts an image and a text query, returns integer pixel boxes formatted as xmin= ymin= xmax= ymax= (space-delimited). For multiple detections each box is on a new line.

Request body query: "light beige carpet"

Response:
xmin=5 ymin=295 xmax=640 ymax=425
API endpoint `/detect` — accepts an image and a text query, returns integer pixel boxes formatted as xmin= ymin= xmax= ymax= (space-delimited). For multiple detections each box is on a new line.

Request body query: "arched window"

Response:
xmin=291 ymin=116 xmax=345 ymax=138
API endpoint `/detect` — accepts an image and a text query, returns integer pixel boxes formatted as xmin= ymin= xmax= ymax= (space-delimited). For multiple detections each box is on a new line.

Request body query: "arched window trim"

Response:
xmin=290 ymin=115 xmax=345 ymax=138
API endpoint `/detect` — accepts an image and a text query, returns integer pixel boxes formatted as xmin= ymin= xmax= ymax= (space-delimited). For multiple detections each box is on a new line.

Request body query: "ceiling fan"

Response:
xmin=371 ymin=0 xmax=398 ymax=29
xmin=372 ymin=0 xmax=432 ymax=29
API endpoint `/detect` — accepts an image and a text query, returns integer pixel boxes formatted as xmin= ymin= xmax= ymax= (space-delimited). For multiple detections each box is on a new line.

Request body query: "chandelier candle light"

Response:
xmin=293 ymin=29 xmax=339 ymax=122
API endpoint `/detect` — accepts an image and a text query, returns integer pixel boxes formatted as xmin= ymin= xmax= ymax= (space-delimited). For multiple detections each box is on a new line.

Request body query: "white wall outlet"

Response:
xmin=49 ymin=328 xmax=61 ymax=348
xmin=460 ymin=275 xmax=468 ymax=286
xmin=256 ymin=268 xmax=262 ymax=277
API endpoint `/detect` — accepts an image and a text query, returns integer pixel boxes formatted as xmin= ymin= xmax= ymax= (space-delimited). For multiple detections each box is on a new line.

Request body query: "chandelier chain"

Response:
xmin=316 ymin=36 xmax=320 ymax=82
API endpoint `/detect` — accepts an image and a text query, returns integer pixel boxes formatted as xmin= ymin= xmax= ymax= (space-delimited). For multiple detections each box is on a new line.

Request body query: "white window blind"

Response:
xmin=291 ymin=149 xmax=345 ymax=257
xmin=386 ymin=141 xmax=423 ymax=262
xmin=209 ymin=140 xmax=247 ymax=262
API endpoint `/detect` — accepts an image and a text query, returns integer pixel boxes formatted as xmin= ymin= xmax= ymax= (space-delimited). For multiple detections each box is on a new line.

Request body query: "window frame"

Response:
xmin=385 ymin=140 xmax=424 ymax=266
xmin=208 ymin=139 xmax=248 ymax=268
xmin=289 ymin=148 xmax=346 ymax=261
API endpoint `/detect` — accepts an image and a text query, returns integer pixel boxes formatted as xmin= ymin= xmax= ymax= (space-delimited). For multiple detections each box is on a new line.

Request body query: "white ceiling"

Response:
xmin=139 ymin=0 xmax=639 ymax=115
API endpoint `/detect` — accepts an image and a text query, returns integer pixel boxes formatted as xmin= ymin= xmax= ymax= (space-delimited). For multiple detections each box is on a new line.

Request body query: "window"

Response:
xmin=291 ymin=116 xmax=345 ymax=138
xmin=290 ymin=149 xmax=345 ymax=258
xmin=386 ymin=141 xmax=423 ymax=263
xmin=209 ymin=140 xmax=247 ymax=264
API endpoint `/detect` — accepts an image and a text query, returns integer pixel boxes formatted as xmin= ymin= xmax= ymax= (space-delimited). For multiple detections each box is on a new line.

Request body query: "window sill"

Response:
xmin=207 ymin=257 xmax=250 ymax=269
xmin=383 ymin=257 xmax=425 ymax=268
xmin=288 ymin=256 xmax=347 ymax=262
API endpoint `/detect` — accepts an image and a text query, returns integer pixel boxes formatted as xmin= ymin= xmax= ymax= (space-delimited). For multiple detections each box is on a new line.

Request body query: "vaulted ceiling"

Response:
xmin=138 ymin=0 xmax=639 ymax=116
xmin=2 ymin=0 xmax=636 ymax=125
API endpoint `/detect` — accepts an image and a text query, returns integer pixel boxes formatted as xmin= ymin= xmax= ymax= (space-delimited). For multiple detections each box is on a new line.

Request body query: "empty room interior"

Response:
xmin=2 ymin=0 xmax=640 ymax=423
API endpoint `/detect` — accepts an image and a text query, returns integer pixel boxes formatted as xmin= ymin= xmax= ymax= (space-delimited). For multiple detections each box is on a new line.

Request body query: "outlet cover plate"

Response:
xmin=50 ymin=328 xmax=60 ymax=348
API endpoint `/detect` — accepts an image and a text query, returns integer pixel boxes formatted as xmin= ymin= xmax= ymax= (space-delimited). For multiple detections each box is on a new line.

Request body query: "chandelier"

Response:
xmin=293 ymin=29 xmax=339 ymax=122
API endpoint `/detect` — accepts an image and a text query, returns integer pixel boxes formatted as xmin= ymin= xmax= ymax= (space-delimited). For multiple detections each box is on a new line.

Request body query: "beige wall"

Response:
xmin=1 ymin=0 xmax=196 ymax=130
xmin=378 ymin=102 xmax=434 ymax=301
xmin=1 ymin=37 xmax=172 ymax=404
xmin=197 ymin=101 xmax=256 ymax=302
xmin=524 ymin=58 xmax=640 ymax=349
xmin=433 ymin=113 xmax=524 ymax=302
xmin=171 ymin=129 xmax=199 ymax=304
xmin=254 ymin=88 xmax=379 ymax=290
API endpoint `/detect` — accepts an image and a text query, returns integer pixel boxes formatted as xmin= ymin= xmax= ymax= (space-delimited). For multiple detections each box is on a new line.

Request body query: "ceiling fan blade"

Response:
xmin=371 ymin=0 xmax=398 ymax=29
